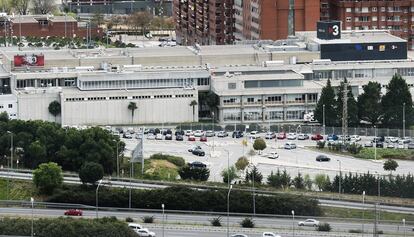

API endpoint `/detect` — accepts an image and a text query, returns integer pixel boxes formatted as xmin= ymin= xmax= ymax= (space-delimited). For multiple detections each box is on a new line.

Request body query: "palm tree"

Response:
xmin=128 ymin=102 xmax=138 ymax=124
xmin=48 ymin=100 xmax=61 ymax=123
xmin=189 ymin=100 xmax=198 ymax=122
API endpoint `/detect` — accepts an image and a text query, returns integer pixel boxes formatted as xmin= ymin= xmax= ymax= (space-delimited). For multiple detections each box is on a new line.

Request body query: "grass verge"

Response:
xmin=322 ymin=206 xmax=414 ymax=222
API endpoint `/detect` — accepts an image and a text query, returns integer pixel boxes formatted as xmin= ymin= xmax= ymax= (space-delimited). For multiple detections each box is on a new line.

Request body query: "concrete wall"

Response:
xmin=17 ymin=90 xmax=61 ymax=122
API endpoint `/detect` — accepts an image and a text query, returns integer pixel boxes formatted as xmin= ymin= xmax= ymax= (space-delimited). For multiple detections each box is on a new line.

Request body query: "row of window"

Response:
xmin=222 ymin=94 xmax=318 ymax=105
xmin=0 ymin=104 xmax=13 ymax=109
xmin=312 ymin=68 xmax=412 ymax=80
xmin=78 ymin=78 xmax=205 ymax=90
xmin=16 ymin=78 xmax=76 ymax=89
xmin=65 ymin=94 xmax=195 ymax=102
xmin=346 ymin=6 xmax=405 ymax=13
xmin=223 ymin=110 xmax=306 ymax=121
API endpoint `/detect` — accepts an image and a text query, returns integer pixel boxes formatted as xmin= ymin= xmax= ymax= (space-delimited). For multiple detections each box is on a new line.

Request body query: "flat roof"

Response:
xmin=311 ymin=30 xmax=406 ymax=45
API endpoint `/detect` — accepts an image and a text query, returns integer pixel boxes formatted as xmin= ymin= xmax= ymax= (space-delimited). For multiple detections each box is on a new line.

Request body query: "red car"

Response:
xmin=200 ymin=136 xmax=207 ymax=142
xmin=188 ymin=135 xmax=196 ymax=141
xmin=64 ymin=209 xmax=83 ymax=216
xmin=277 ymin=132 xmax=286 ymax=139
xmin=311 ymin=134 xmax=324 ymax=141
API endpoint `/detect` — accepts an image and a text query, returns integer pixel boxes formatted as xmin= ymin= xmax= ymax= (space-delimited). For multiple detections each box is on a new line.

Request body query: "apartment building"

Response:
xmin=328 ymin=0 xmax=414 ymax=48
xmin=234 ymin=0 xmax=320 ymax=41
xmin=174 ymin=0 xmax=234 ymax=45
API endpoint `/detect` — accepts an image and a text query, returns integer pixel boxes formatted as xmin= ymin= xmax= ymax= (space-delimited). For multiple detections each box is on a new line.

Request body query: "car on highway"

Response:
xmin=284 ymin=142 xmax=297 ymax=150
xmin=316 ymin=155 xmax=331 ymax=162
xmin=205 ymin=130 xmax=215 ymax=137
xmin=136 ymin=228 xmax=156 ymax=237
xmin=165 ymin=134 xmax=172 ymax=140
xmin=287 ymin=133 xmax=297 ymax=140
xmin=262 ymin=232 xmax=281 ymax=237
xmin=155 ymin=134 xmax=163 ymax=140
xmin=189 ymin=161 xmax=207 ymax=168
xmin=267 ymin=152 xmax=279 ymax=159
xmin=232 ymin=130 xmax=244 ymax=138
xmin=128 ymin=223 xmax=143 ymax=232
xmin=327 ymin=134 xmax=338 ymax=141
xmin=194 ymin=130 xmax=204 ymax=137
xmin=64 ymin=209 xmax=83 ymax=216
xmin=265 ymin=132 xmax=276 ymax=139
xmin=188 ymin=135 xmax=196 ymax=141
xmin=192 ymin=147 xmax=205 ymax=156
xmin=185 ymin=130 xmax=193 ymax=136
xmin=297 ymin=133 xmax=309 ymax=140
xmin=217 ymin=131 xmax=228 ymax=137
xmin=188 ymin=145 xmax=202 ymax=152
xmin=230 ymin=234 xmax=248 ymax=237
xmin=248 ymin=131 xmax=260 ymax=139
xmin=200 ymin=136 xmax=208 ymax=142
xmin=311 ymin=134 xmax=323 ymax=141
xmin=277 ymin=132 xmax=286 ymax=139
xmin=298 ymin=219 xmax=320 ymax=227
xmin=175 ymin=135 xmax=184 ymax=141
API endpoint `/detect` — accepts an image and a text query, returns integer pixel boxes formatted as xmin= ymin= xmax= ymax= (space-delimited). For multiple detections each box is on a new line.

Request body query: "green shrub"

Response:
xmin=142 ymin=216 xmax=154 ymax=223
xmin=178 ymin=166 xmax=210 ymax=181
xmin=210 ymin=217 xmax=222 ymax=226
xmin=317 ymin=141 xmax=326 ymax=149
xmin=349 ymin=229 xmax=362 ymax=233
xmin=240 ymin=217 xmax=254 ymax=228
xmin=317 ymin=223 xmax=331 ymax=232
xmin=150 ymin=153 xmax=185 ymax=167
xmin=125 ymin=217 xmax=134 ymax=222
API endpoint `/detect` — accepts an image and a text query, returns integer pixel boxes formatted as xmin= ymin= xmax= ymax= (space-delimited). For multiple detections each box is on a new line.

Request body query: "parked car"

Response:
xmin=123 ymin=132 xmax=133 ymax=139
xmin=64 ymin=209 xmax=83 ymax=216
xmin=194 ymin=130 xmax=204 ymax=137
xmin=147 ymin=134 xmax=155 ymax=140
xmin=297 ymin=134 xmax=309 ymax=140
xmin=267 ymin=152 xmax=279 ymax=159
xmin=375 ymin=141 xmax=384 ymax=148
xmin=265 ymin=132 xmax=276 ymax=139
xmin=284 ymin=142 xmax=297 ymax=150
xmin=298 ymin=219 xmax=320 ymax=227
xmin=155 ymin=134 xmax=163 ymax=140
xmin=165 ymin=134 xmax=172 ymax=140
xmin=248 ymin=131 xmax=260 ymax=139
xmin=175 ymin=135 xmax=184 ymax=141
xmin=408 ymin=143 xmax=414 ymax=149
xmin=185 ymin=130 xmax=193 ymax=136
xmin=287 ymin=133 xmax=297 ymax=140
xmin=162 ymin=129 xmax=172 ymax=135
xmin=200 ymin=136 xmax=208 ymax=142
xmin=188 ymin=146 xmax=202 ymax=152
xmin=192 ymin=147 xmax=205 ymax=156
xmin=387 ymin=143 xmax=395 ymax=149
xmin=136 ymin=228 xmax=156 ymax=237
xmin=390 ymin=137 xmax=399 ymax=143
xmin=188 ymin=135 xmax=196 ymax=141
xmin=189 ymin=161 xmax=207 ymax=168
xmin=128 ymin=223 xmax=143 ymax=233
xmin=311 ymin=134 xmax=323 ymax=141
xmin=277 ymin=132 xmax=286 ymax=139
xmin=175 ymin=130 xmax=185 ymax=136
xmin=232 ymin=130 xmax=244 ymax=138
xmin=316 ymin=155 xmax=331 ymax=162
xmin=364 ymin=141 xmax=373 ymax=147
xmin=327 ymin=134 xmax=338 ymax=141
xmin=230 ymin=234 xmax=248 ymax=237
xmin=262 ymin=232 xmax=281 ymax=237
xmin=217 ymin=131 xmax=228 ymax=137
xmin=205 ymin=130 xmax=215 ymax=137
xmin=349 ymin=135 xmax=361 ymax=141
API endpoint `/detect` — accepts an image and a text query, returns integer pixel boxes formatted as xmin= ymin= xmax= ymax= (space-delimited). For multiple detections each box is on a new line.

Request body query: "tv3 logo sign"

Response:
xmin=328 ymin=25 xmax=340 ymax=36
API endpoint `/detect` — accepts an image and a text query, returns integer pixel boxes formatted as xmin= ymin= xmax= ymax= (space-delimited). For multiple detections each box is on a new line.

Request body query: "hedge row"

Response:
xmin=48 ymin=186 xmax=322 ymax=216
xmin=0 ymin=217 xmax=136 ymax=237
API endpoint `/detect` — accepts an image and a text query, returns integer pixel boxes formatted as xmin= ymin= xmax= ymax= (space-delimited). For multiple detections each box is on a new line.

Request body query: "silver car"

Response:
xmin=298 ymin=219 xmax=320 ymax=227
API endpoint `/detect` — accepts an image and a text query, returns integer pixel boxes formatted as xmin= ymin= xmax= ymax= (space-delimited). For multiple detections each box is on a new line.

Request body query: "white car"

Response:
xmin=217 ymin=131 xmax=228 ymax=137
xmin=128 ymin=223 xmax=143 ymax=232
xmin=265 ymin=132 xmax=276 ymax=139
xmin=287 ymin=133 xmax=297 ymax=140
xmin=349 ymin=135 xmax=361 ymax=141
xmin=298 ymin=219 xmax=320 ymax=227
xmin=194 ymin=130 xmax=204 ymax=137
xmin=136 ymin=228 xmax=156 ymax=237
xmin=185 ymin=130 xmax=193 ymax=136
xmin=284 ymin=142 xmax=297 ymax=150
xmin=230 ymin=235 xmax=248 ymax=237
xmin=155 ymin=134 xmax=163 ymax=140
xmin=248 ymin=131 xmax=260 ymax=139
xmin=147 ymin=134 xmax=155 ymax=140
xmin=387 ymin=143 xmax=395 ymax=148
xmin=262 ymin=232 xmax=281 ymax=237
xmin=267 ymin=152 xmax=279 ymax=159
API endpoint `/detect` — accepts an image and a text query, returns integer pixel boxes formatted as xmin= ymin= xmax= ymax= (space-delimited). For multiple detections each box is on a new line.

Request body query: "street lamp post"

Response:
xmin=374 ymin=125 xmax=377 ymax=161
xmin=225 ymin=149 xmax=230 ymax=187
xmin=30 ymin=197 xmax=34 ymax=237
xmin=212 ymin=111 xmax=215 ymax=152
xmin=95 ymin=179 xmax=103 ymax=218
xmin=403 ymin=218 xmax=406 ymax=237
xmin=227 ymin=184 xmax=233 ymax=237
xmin=291 ymin=210 xmax=295 ymax=237
xmin=162 ymin=203 xmax=165 ymax=237
xmin=337 ymin=159 xmax=342 ymax=196
xmin=403 ymin=102 xmax=406 ymax=138
xmin=7 ymin=131 xmax=13 ymax=169
xmin=362 ymin=190 xmax=365 ymax=237
xmin=322 ymin=104 xmax=326 ymax=135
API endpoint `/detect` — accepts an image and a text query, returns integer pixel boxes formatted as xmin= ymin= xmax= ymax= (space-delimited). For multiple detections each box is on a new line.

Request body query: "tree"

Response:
xmin=204 ymin=91 xmax=220 ymax=117
xmin=91 ymin=11 xmax=105 ymax=27
xmin=0 ymin=0 xmax=12 ymax=14
xmin=245 ymin=166 xmax=263 ymax=184
xmin=293 ymin=172 xmax=305 ymax=189
xmin=128 ymin=102 xmax=138 ymax=123
xmin=25 ymin=140 xmax=47 ymax=168
xmin=336 ymin=78 xmax=359 ymax=127
xmin=357 ymin=81 xmax=382 ymax=125
xmin=11 ymin=0 xmax=29 ymax=15
xmin=382 ymin=74 xmax=414 ymax=128
xmin=32 ymin=0 xmax=55 ymax=14
xmin=280 ymin=169 xmax=291 ymax=190
xmin=304 ymin=174 xmax=313 ymax=190
xmin=252 ymin=138 xmax=266 ymax=154
xmin=33 ymin=162 xmax=63 ymax=194
xmin=314 ymin=174 xmax=329 ymax=191
xmin=267 ymin=169 xmax=284 ymax=189
xmin=189 ymin=100 xmax=198 ymax=122
xmin=221 ymin=166 xmax=239 ymax=184
xmin=383 ymin=159 xmax=399 ymax=173
xmin=128 ymin=11 xmax=153 ymax=36
xmin=178 ymin=166 xmax=210 ymax=181
xmin=0 ymin=111 xmax=9 ymax=122
xmin=79 ymin=162 xmax=104 ymax=185
xmin=235 ymin=156 xmax=249 ymax=171
xmin=314 ymin=79 xmax=337 ymax=126
xmin=48 ymin=100 xmax=61 ymax=122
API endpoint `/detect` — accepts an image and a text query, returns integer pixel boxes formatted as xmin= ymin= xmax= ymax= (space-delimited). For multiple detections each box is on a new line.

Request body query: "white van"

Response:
xmin=128 ymin=223 xmax=143 ymax=233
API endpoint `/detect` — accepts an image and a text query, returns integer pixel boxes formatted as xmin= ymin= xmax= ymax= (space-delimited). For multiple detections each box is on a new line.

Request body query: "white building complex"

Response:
xmin=1 ymin=29 xmax=414 ymax=126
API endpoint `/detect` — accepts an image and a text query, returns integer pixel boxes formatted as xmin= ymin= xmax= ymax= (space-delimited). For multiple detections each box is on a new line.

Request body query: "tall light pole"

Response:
xmin=403 ymin=102 xmax=406 ymax=138
xmin=337 ymin=159 xmax=342 ymax=195
xmin=129 ymin=161 xmax=132 ymax=208
xmin=322 ymin=104 xmax=326 ymax=135
xmin=212 ymin=111 xmax=215 ymax=152
xmin=227 ymin=184 xmax=233 ymax=237
xmin=161 ymin=203 xmax=165 ymax=237
xmin=7 ymin=131 xmax=13 ymax=169
xmin=403 ymin=218 xmax=406 ymax=237
xmin=374 ymin=125 xmax=377 ymax=160
xmin=95 ymin=179 xmax=103 ymax=218
xmin=362 ymin=190 xmax=365 ymax=237
xmin=30 ymin=197 xmax=34 ymax=237
xmin=291 ymin=210 xmax=295 ymax=237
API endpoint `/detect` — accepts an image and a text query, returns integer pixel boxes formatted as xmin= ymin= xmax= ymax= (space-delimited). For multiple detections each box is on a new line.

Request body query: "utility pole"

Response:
xmin=373 ymin=203 xmax=379 ymax=237
xmin=342 ymin=79 xmax=348 ymax=145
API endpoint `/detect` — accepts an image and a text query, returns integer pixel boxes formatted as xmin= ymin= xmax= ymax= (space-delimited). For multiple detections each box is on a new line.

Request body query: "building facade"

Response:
xmin=327 ymin=0 xmax=414 ymax=48
xmin=174 ymin=0 xmax=234 ymax=45
xmin=234 ymin=0 xmax=320 ymax=41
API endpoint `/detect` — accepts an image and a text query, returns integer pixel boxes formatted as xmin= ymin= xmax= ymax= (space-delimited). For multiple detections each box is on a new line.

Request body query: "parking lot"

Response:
xmin=119 ymin=130 xmax=414 ymax=182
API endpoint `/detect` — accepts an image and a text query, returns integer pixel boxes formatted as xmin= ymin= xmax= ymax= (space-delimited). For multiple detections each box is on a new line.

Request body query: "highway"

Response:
xmin=0 ymin=207 xmax=412 ymax=236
